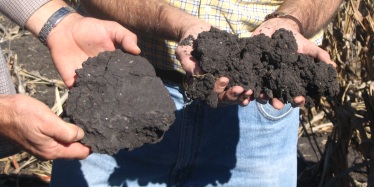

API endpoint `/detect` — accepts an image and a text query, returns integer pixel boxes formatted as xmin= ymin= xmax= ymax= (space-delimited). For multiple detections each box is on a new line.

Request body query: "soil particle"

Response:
xmin=185 ymin=28 xmax=340 ymax=108
xmin=64 ymin=49 xmax=176 ymax=155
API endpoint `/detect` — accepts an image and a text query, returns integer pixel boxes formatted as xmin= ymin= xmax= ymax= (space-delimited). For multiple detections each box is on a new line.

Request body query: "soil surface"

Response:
xmin=185 ymin=28 xmax=340 ymax=108
xmin=64 ymin=49 xmax=176 ymax=155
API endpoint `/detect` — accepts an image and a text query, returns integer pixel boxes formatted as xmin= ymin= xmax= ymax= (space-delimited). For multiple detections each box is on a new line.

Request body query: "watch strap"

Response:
xmin=265 ymin=12 xmax=304 ymax=35
xmin=38 ymin=7 xmax=75 ymax=45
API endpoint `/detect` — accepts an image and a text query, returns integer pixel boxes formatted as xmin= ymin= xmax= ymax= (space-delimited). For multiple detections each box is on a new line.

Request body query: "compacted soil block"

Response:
xmin=65 ymin=50 xmax=176 ymax=155
xmin=185 ymin=28 xmax=340 ymax=108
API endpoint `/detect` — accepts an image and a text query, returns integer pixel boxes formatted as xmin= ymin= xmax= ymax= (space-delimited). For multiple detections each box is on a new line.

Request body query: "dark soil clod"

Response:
xmin=65 ymin=49 xmax=176 ymax=155
xmin=185 ymin=28 xmax=340 ymax=108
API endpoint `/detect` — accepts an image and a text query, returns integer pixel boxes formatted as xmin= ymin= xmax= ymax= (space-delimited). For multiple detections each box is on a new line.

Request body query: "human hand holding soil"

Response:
xmin=47 ymin=15 xmax=141 ymax=88
xmin=253 ymin=18 xmax=337 ymax=109
xmin=184 ymin=28 xmax=340 ymax=108
xmin=176 ymin=23 xmax=253 ymax=107
xmin=176 ymin=21 xmax=211 ymax=75
xmin=25 ymin=1 xmax=141 ymax=88
xmin=0 ymin=94 xmax=90 ymax=160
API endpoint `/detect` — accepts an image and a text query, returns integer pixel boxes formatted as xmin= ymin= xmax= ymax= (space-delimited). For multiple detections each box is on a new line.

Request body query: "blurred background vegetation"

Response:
xmin=298 ymin=0 xmax=374 ymax=186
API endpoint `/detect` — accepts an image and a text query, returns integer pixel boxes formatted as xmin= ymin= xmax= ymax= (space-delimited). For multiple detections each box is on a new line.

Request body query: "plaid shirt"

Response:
xmin=139 ymin=0 xmax=323 ymax=73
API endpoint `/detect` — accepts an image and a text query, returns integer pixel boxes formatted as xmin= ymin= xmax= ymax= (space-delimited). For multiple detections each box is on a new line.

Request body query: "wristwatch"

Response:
xmin=38 ymin=7 xmax=76 ymax=45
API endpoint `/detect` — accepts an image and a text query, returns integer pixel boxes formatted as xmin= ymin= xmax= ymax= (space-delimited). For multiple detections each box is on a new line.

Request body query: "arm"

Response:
xmin=81 ymin=0 xmax=210 ymax=41
xmin=82 ymin=0 xmax=211 ymax=74
xmin=277 ymin=0 xmax=342 ymax=38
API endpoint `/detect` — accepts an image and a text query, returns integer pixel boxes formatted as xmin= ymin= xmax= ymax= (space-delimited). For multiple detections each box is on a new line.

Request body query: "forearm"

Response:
xmin=25 ymin=0 xmax=76 ymax=37
xmin=277 ymin=0 xmax=342 ymax=37
xmin=81 ymin=0 xmax=205 ymax=41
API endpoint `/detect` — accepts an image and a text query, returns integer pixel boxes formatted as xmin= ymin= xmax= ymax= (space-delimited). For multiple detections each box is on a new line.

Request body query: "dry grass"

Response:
xmin=298 ymin=0 xmax=374 ymax=186
xmin=0 ymin=0 xmax=373 ymax=186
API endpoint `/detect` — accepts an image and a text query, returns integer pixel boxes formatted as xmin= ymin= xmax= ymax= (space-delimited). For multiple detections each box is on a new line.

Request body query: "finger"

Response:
xmin=239 ymin=99 xmax=250 ymax=106
xmin=293 ymin=96 xmax=305 ymax=107
xmin=270 ymin=98 xmax=285 ymax=110
xmin=238 ymin=89 xmax=253 ymax=106
xmin=214 ymin=77 xmax=229 ymax=94
xmin=242 ymin=89 xmax=253 ymax=98
xmin=41 ymin=142 xmax=91 ymax=160
xmin=219 ymin=86 xmax=244 ymax=102
xmin=54 ymin=122 xmax=85 ymax=143
xmin=257 ymin=92 xmax=270 ymax=103
xmin=58 ymin=142 xmax=91 ymax=160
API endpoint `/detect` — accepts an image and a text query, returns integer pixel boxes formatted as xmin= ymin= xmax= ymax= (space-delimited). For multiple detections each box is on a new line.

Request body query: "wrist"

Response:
xmin=26 ymin=1 xmax=65 ymax=34
xmin=38 ymin=7 xmax=76 ymax=45
xmin=25 ymin=1 xmax=77 ymax=45
xmin=265 ymin=12 xmax=304 ymax=35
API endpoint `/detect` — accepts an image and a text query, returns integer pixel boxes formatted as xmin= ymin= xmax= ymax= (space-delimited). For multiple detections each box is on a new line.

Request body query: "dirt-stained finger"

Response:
xmin=214 ymin=77 xmax=229 ymax=94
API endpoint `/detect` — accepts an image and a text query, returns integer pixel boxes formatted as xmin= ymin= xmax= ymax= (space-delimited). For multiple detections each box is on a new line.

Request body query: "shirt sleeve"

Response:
xmin=0 ymin=45 xmax=19 ymax=158
xmin=0 ymin=0 xmax=50 ymax=27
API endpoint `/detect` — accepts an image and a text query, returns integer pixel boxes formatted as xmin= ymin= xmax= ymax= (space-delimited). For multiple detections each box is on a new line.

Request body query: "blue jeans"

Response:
xmin=50 ymin=82 xmax=299 ymax=187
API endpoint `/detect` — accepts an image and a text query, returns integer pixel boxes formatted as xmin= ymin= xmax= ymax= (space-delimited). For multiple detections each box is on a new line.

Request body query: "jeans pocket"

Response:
xmin=256 ymin=101 xmax=295 ymax=121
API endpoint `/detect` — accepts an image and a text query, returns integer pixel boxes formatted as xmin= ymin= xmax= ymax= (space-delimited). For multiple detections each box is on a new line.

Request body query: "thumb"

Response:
xmin=111 ymin=22 xmax=141 ymax=55
xmin=44 ymin=118 xmax=85 ymax=144
xmin=297 ymin=40 xmax=337 ymax=67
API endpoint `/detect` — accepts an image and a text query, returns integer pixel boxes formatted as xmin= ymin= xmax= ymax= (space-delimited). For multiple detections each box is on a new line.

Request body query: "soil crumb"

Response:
xmin=65 ymin=49 xmax=176 ymax=155
xmin=185 ymin=28 xmax=340 ymax=108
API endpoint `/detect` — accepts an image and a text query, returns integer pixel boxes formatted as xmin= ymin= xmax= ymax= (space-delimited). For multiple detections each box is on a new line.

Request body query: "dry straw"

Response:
xmin=298 ymin=0 xmax=374 ymax=186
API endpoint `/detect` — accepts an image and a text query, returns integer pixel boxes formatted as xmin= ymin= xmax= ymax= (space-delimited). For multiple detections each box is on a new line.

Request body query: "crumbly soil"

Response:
xmin=185 ymin=28 xmax=340 ymax=108
xmin=64 ymin=49 xmax=176 ymax=155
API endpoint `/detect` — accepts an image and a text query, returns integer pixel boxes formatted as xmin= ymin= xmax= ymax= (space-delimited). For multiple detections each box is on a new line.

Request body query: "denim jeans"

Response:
xmin=50 ymin=82 xmax=299 ymax=187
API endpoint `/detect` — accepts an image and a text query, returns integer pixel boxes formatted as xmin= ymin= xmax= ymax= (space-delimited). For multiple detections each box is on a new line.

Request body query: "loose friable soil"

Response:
xmin=185 ymin=28 xmax=340 ymax=108
xmin=64 ymin=50 xmax=176 ymax=155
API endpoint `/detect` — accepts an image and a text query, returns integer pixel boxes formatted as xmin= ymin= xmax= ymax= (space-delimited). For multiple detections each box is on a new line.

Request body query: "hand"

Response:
xmin=0 ymin=94 xmax=90 ymax=160
xmin=252 ymin=18 xmax=337 ymax=109
xmin=47 ymin=13 xmax=141 ymax=88
xmin=175 ymin=22 xmax=211 ymax=75
xmin=176 ymin=23 xmax=253 ymax=106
